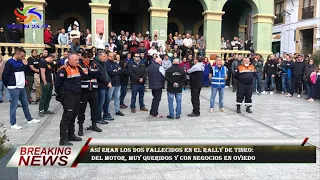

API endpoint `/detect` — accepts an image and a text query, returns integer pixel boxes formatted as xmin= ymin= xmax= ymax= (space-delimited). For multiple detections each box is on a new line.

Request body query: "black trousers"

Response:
xmin=226 ymin=71 xmax=233 ymax=86
xmin=275 ymin=76 xmax=282 ymax=92
xmin=233 ymin=77 xmax=238 ymax=91
xmin=77 ymin=90 xmax=98 ymax=124
xmin=236 ymin=82 xmax=253 ymax=107
xmin=60 ymin=91 xmax=80 ymax=140
xmin=290 ymin=77 xmax=303 ymax=95
xmin=150 ymin=88 xmax=162 ymax=116
xmin=191 ymin=86 xmax=201 ymax=115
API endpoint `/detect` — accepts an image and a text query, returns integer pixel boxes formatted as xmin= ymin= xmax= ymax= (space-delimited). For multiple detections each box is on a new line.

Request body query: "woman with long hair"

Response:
xmin=308 ymin=62 xmax=319 ymax=101
xmin=202 ymin=57 xmax=211 ymax=87
xmin=91 ymin=46 xmax=97 ymax=58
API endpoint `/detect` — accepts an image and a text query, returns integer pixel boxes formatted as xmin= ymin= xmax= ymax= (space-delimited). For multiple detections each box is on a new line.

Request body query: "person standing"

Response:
xmin=287 ymin=55 xmax=306 ymax=98
xmin=165 ymin=59 xmax=186 ymax=119
xmin=70 ymin=24 xmax=81 ymax=52
xmin=187 ymin=57 xmax=204 ymax=117
xmin=252 ymin=54 xmax=263 ymax=95
xmin=0 ymin=54 xmax=10 ymax=103
xmin=209 ymin=57 xmax=227 ymax=113
xmin=24 ymin=49 xmax=39 ymax=104
xmin=281 ymin=55 xmax=294 ymax=94
xmin=162 ymin=54 xmax=172 ymax=71
xmin=180 ymin=57 xmax=191 ymax=90
xmin=128 ymin=53 xmax=148 ymax=113
xmin=262 ymin=55 xmax=277 ymax=95
xmin=231 ymin=54 xmax=242 ymax=92
xmin=95 ymin=51 xmax=112 ymax=123
xmin=304 ymin=59 xmax=316 ymax=100
xmin=148 ymin=58 xmax=166 ymax=118
xmin=2 ymin=48 xmax=40 ymax=129
xmin=106 ymin=52 xmax=125 ymax=117
xmin=55 ymin=53 xmax=86 ymax=145
xmin=77 ymin=52 xmax=102 ymax=136
xmin=225 ymin=56 xmax=234 ymax=88
xmin=202 ymin=57 xmax=211 ymax=87
xmin=234 ymin=57 xmax=255 ymax=114
xmin=119 ymin=61 xmax=129 ymax=109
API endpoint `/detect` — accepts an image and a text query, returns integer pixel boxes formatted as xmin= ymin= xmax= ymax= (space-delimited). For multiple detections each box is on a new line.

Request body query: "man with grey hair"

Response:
xmin=165 ymin=59 xmax=186 ymax=119
xmin=148 ymin=57 xmax=166 ymax=118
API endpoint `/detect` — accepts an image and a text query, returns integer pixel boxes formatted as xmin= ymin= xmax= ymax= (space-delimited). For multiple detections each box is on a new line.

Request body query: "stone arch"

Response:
xmin=105 ymin=0 xmax=152 ymax=6
xmin=168 ymin=17 xmax=185 ymax=34
xmin=193 ymin=20 xmax=203 ymax=35
xmin=58 ymin=12 xmax=87 ymax=31
xmin=217 ymin=0 xmax=263 ymax=15
xmin=167 ymin=0 xmax=208 ymax=11
xmin=239 ymin=8 xmax=252 ymax=25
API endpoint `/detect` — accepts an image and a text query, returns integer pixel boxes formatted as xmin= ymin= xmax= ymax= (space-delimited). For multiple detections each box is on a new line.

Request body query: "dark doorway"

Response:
xmin=168 ymin=22 xmax=179 ymax=35
xmin=300 ymin=29 xmax=314 ymax=56
xmin=110 ymin=14 xmax=135 ymax=33
xmin=198 ymin=24 xmax=203 ymax=36
xmin=64 ymin=17 xmax=80 ymax=32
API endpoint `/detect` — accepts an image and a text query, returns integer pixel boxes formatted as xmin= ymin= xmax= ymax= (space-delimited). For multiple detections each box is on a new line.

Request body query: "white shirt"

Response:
xmin=86 ymin=34 xmax=92 ymax=45
xmin=96 ymin=38 xmax=106 ymax=49
xmin=148 ymin=49 xmax=158 ymax=56
xmin=70 ymin=30 xmax=80 ymax=39
xmin=183 ymin=38 xmax=192 ymax=47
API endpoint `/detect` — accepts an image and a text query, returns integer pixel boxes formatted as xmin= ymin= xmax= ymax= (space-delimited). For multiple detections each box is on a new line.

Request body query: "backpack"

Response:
xmin=310 ymin=72 xmax=317 ymax=84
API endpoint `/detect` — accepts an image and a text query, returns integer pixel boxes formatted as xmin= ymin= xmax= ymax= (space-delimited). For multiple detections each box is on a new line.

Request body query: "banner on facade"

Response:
xmin=95 ymin=19 xmax=105 ymax=36
xmin=272 ymin=33 xmax=281 ymax=42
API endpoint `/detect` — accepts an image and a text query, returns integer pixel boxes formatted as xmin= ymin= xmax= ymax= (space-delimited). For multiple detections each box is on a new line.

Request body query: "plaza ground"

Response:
xmin=1 ymin=88 xmax=319 ymax=179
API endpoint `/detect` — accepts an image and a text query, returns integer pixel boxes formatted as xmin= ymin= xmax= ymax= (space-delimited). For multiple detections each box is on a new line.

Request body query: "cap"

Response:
xmin=105 ymin=45 xmax=109 ymax=47
xmin=47 ymin=25 xmax=51 ymax=28
xmin=146 ymin=31 xmax=150 ymax=35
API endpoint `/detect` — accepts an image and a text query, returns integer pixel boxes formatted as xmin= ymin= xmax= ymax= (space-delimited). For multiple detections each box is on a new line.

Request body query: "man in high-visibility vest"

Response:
xmin=234 ymin=57 xmax=255 ymax=114
xmin=209 ymin=57 xmax=228 ymax=113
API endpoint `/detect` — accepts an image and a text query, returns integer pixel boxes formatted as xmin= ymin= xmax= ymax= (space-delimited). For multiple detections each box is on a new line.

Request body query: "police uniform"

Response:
xmin=234 ymin=63 xmax=255 ymax=113
xmin=77 ymin=59 xmax=102 ymax=136
xmin=55 ymin=62 xmax=84 ymax=146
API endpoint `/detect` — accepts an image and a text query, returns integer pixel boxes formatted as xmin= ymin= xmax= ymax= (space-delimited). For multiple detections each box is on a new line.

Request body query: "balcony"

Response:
xmin=302 ymin=6 xmax=314 ymax=20
xmin=274 ymin=14 xmax=284 ymax=25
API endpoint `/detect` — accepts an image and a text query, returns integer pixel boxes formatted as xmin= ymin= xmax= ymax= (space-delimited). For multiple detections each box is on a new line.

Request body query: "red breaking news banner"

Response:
xmin=6 ymin=138 xmax=316 ymax=167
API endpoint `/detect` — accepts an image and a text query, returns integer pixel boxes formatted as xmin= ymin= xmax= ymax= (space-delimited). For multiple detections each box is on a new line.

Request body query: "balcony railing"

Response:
xmin=274 ymin=14 xmax=284 ymax=24
xmin=302 ymin=6 xmax=314 ymax=20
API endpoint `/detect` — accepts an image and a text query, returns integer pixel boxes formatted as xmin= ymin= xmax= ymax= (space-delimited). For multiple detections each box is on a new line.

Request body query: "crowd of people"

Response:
xmin=0 ymin=26 xmax=319 ymax=146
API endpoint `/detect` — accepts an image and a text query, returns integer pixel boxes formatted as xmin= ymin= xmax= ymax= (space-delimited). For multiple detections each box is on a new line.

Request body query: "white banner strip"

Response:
xmin=88 ymin=138 xmax=307 ymax=146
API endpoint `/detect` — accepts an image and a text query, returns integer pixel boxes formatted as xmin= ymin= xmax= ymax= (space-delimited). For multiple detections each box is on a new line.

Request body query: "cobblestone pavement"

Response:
xmin=1 ymin=88 xmax=319 ymax=179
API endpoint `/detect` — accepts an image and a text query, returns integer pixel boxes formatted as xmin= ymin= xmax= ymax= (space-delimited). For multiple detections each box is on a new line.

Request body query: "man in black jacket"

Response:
xmin=106 ymin=52 xmax=124 ymax=117
xmin=165 ymin=59 xmax=186 ymax=119
xmin=77 ymin=52 xmax=102 ymax=136
xmin=263 ymin=55 xmax=277 ymax=95
xmin=148 ymin=58 xmax=166 ymax=118
xmin=288 ymin=55 xmax=306 ymax=98
xmin=128 ymin=53 xmax=148 ymax=113
xmin=187 ymin=57 xmax=204 ymax=117
xmin=95 ymin=51 xmax=112 ymax=124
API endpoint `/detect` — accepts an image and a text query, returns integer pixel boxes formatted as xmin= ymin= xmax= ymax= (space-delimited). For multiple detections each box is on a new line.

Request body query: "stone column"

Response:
xmin=149 ymin=7 xmax=171 ymax=42
xmin=21 ymin=0 xmax=47 ymax=53
xmin=252 ymin=14 xmax=275 ymax=57
xmin=238 ymin=25 xmax=247 ymax=41
xmin=202 ymin=11 xmax=225 ymax=57
xmin=89 ymin=3 xmax=111 ymax=46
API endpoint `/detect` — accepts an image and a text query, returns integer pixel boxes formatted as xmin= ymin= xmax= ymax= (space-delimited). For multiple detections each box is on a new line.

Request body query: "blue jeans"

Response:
xmin=265 ymin=75 xmax=275 ymax=91
xmin=108 ymin=86 xmax=121 ymax=114
xmin=130 ymin=84 xmax=145 ymax=109
xmin=0 ymin=81 xmax=10 ymax=101
xmin=253 ymin=72 xmax=262 ymax=93
xmin=8 ymin=88 xmax=33 ymax=125
xmin=97 ymin=88 xmax=110 ymax=120
xmin=210 ymin=87 xmax=224 ymax=109
xmin=307 ymin=83 xmax=314 ymax=98
xmin=71 ymin=42 xmax=80 ymax=52
xmin=120 ymin=84 xmax=128 ymax=105
xmin=167 ymin=92 xmax=182 ymax=117
xmin=281 ymin=74 xmax=291 ymax=93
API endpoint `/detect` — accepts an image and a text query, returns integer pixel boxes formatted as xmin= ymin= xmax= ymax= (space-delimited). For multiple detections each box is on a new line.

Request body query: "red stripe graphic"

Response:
xmin=301 ymin=137 xmax=309 ymax=146
xmin=85 ymin=138 xmax=92 ymax=146
xmin=71 ymin=146 xmax=89 ymax=168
